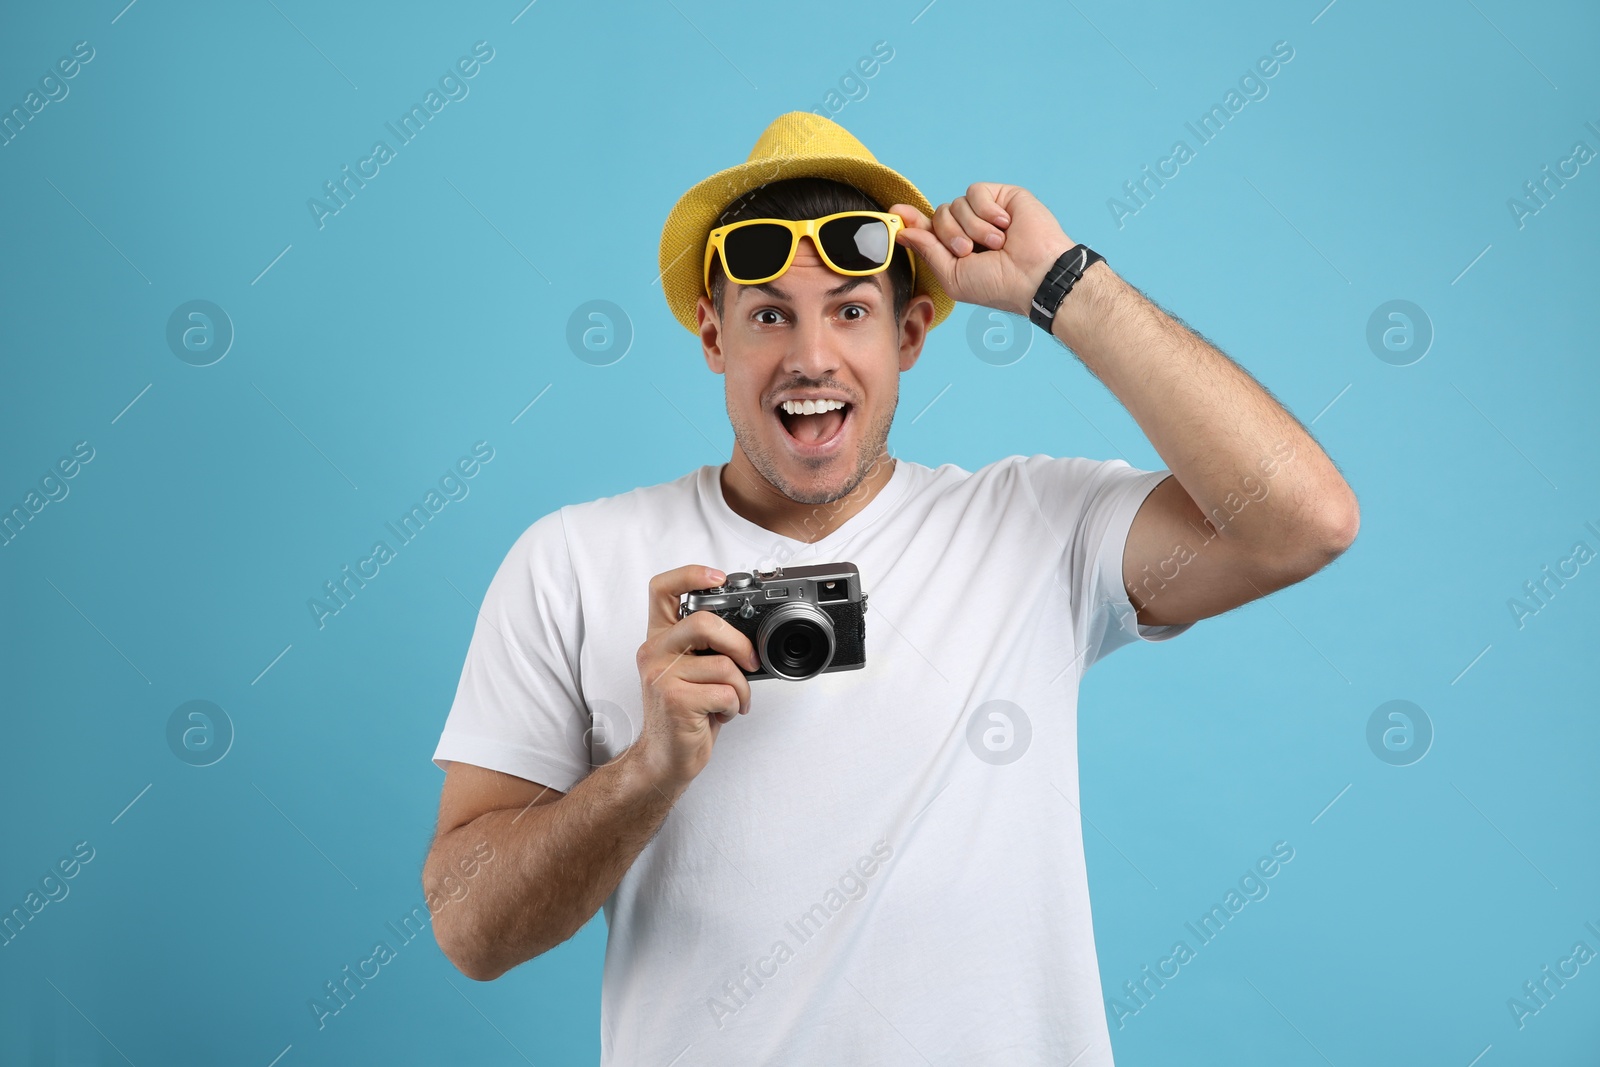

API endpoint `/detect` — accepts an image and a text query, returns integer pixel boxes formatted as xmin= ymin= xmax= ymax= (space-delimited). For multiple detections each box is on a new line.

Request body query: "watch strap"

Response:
xmin=1029 ymin=244 xmax=1105 ymax=332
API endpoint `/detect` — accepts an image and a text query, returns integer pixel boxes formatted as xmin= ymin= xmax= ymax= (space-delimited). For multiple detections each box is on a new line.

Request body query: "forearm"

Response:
xmin=427 ymin=745 xmax=684 ymax=981
xmin=1048 ymin=262 xmax=1358 ymax=554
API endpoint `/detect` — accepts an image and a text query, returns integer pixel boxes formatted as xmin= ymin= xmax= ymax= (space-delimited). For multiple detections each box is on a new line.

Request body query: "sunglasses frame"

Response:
xmin=702 ymin=210 xmax=915 ymax=298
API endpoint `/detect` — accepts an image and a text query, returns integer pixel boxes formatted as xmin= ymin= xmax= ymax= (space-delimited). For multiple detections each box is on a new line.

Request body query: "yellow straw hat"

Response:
xmin=658 ymin=110 xmax=954 ymax=336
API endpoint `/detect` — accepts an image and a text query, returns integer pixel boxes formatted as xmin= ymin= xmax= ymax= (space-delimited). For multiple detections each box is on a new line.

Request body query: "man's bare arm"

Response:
xmin=889 ymin=185 xmax=1360 ymax=626
xmin=425 ymin=749 xmax=684 ymax=982
xmin=426 ymin=563 xmax=761 ymax=982
xmin=1047 ymin=263 xmax=1359 ymax=624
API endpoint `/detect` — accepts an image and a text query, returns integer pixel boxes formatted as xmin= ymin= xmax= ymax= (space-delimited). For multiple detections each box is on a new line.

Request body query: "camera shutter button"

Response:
xmin=725 ymin=572 xmax=754 ymax=589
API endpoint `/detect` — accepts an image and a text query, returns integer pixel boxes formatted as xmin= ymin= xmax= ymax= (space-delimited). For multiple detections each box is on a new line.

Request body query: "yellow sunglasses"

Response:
xmin=702 ymin=210 xmax=915 ymax=297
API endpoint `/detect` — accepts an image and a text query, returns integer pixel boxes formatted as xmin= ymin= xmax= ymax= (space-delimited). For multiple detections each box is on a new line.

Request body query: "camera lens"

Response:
xmin=756 ymin=602 xmax=836 ymax=680
xmin=768 ymin=619 xmax=828 ymax=678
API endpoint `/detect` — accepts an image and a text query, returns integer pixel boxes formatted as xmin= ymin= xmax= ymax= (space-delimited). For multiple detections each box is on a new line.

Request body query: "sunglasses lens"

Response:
xmin=818 ymin=215 xmax=892 ymax=272
xmin=721 ymin=223 xmax=794 ymax=283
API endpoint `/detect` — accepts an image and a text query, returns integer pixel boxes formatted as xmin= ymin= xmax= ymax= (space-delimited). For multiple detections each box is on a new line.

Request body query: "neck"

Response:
xmin=719 ymin=448 xmax=896 ymax=543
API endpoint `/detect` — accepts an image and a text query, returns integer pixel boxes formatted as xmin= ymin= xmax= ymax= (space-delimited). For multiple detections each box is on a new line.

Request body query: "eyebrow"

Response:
xmin=737 ymin=274 xmax=882 ymax=305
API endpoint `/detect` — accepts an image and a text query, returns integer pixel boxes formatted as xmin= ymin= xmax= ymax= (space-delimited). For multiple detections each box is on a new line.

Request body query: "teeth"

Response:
xmin=780 ymin=399 xmax=847 ymax=415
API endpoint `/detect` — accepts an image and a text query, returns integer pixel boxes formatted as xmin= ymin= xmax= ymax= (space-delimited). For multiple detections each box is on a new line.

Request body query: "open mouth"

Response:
xmin=775 ymin=398 xmax=852 ymax=450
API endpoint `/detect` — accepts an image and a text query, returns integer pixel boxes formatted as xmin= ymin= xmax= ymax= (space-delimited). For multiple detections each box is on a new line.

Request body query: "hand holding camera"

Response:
xmin=632 ymin=562 xmax=870 ymax=789
xmin=632 ymin=565 xmax=761 ymax=790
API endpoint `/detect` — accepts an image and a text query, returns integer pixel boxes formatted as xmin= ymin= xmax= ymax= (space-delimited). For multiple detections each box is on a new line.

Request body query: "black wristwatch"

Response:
xmin=1029 ymin=244 xmax=1105 ymax=332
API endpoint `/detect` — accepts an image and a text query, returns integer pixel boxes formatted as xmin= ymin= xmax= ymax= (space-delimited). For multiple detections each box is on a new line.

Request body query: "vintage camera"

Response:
xmin=678 ymin=562 xmax=868 ymax=681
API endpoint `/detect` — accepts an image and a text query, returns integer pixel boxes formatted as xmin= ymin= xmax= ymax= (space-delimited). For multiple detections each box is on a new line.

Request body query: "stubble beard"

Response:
xmin=728 ymin=389 xmax=897 ymax=507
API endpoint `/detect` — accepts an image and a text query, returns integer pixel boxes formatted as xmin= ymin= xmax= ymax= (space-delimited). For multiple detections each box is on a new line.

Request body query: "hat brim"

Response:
xmin=659 ymin=153 xmax=954 ymax=336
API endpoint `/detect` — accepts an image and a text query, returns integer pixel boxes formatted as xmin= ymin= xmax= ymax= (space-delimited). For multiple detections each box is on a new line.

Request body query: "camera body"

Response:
xmin=678 ymin=562 xmax=868 ymax=681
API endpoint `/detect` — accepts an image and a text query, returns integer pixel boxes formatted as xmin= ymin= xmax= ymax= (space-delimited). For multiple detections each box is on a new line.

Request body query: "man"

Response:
xmin=424 ymin=111 xmax=1358 ymax=1064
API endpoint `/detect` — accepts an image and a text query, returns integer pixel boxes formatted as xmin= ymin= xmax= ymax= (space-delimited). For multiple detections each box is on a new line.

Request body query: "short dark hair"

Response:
xmin=707 ymin=176 xmax=916 ymax=323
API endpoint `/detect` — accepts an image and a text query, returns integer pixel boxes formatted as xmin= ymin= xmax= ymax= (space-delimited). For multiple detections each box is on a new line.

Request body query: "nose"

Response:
xmin=783 ymin=332 xmax=842 ymax=381
xmin=782 ymin=236 xmax=844 ymax=380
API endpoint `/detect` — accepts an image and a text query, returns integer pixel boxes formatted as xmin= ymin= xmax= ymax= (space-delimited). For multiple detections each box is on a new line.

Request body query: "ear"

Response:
xmin=697 ymin=295 xmax=725 ymax=374
xmin=897 ymin=293 xmax=935 ymax=373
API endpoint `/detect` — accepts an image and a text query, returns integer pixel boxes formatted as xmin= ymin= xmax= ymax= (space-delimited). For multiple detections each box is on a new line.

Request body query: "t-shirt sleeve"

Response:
xmin=1019 ymin=453 xmax=1195 ymax=671
xmin=431 ymin=507 xmax=590 ymax=793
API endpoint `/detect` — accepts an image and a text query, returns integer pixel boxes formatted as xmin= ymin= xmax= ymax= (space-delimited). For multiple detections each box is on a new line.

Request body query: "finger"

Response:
xmin=965 ymin=182 xmax=1011 ymax=229
xmin=649 ymin=565 xmax=727 ymax=634
xmin=888 ymin=202 xmax=932 ymax=233
xmin=950 ymin=197 xmax=1005 ymax=252
xmin=666 ymin=610 xmax=761 ymax=673
xmin=673 ymin=654 xmax=753 ymax=715
xmin=893 ymin=221 xmax=959 ymax=291
xmin=930 ymin=201 xmax=974 ymax=256
xmin=889 ymin=201 xmax=964 ymax=284
xmin=666 ymin=677 xmax=741 ymax=721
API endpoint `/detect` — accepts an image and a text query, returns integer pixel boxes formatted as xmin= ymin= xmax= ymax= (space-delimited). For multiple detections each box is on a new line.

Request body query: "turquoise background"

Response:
xmin=2 ymin=0 xmax=1597 ymax=1063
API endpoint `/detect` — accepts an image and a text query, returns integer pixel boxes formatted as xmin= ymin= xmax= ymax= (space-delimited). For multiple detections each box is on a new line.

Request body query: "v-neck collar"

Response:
xmin=698 ymin=456 xmax=914 ymax=564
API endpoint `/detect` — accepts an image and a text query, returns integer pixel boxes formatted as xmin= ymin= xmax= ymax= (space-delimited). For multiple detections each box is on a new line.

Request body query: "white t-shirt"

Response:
xmin=433 ymin=453 xmax=1194 ymax=1066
